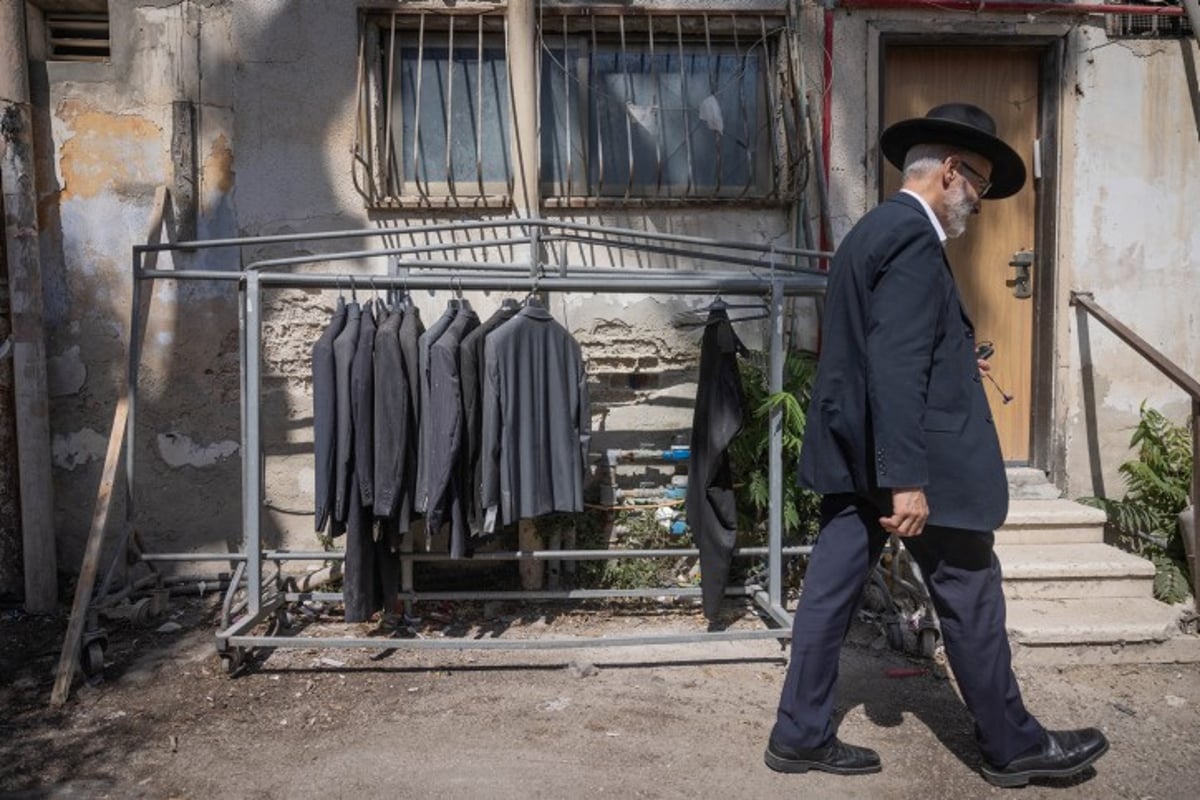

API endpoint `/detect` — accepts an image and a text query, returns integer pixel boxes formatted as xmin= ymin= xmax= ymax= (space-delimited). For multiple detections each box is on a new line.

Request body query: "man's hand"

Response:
xmin=977 ymin=357 xmax=991 ymax=374
xmin=880 ymin=487 xmax=929 ymax=538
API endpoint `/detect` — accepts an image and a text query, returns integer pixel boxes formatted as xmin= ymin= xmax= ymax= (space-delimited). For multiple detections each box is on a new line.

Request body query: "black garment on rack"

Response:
xmin=424 ymin=304 xmax=480 ymax=556
xmin=686 ymin=308 xmax=746 ymax=623
xmin=395 ymin=306 xmax=425 ymax=533
xmin=312 ymin=299 xmax=346 ymax=534
xmin=332 ymin=302 xmax=362 ymax=527
xmin=352 ymin=301 xmax=377 ymax=509
xmin=415 ymin=303 xmax=459 ymax=514
xmin=372 ymin=304 xmax=408 ymax=520
xmin=459 ymin=300 xmax=521 ymax=536
xmin=481 ymin=303 xmax=591 ymax=530
xmin=344 ymin=300 xmax=400 ymax=623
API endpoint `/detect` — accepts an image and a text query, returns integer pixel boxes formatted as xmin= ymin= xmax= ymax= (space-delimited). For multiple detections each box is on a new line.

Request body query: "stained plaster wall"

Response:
xmin=35 ymin=0 xmax=807 ymax=572
xmin=814 ymin=9 xmax=1199 ymax=504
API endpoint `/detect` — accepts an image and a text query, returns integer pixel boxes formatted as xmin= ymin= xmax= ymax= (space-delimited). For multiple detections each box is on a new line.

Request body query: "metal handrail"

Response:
xmin=1070 ymin=291 xmax=1200 ymax=611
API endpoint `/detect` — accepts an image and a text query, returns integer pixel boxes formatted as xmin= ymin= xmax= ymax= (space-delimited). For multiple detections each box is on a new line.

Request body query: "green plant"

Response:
xmin=728 ymin=348 xmax=821 ymax=547
xmin=1079 ymin=403 xmax=1193 ymax=604
xmin=571 ymin=508 xmax=693 ymax=589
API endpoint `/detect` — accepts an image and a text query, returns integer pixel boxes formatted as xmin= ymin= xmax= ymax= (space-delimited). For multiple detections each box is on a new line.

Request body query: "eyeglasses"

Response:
xmin=955 ymin=159 xmax=993 ymax=198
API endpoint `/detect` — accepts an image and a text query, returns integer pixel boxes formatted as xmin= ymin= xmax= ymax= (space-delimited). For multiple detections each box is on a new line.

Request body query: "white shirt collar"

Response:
xmin=900 ymin=188 xmax=947 ymax=245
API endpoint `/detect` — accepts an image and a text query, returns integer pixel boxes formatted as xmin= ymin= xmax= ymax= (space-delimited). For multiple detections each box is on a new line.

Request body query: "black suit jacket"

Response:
xmin=351 ymin=301 xmax=377 ymax=510
xmin=686 ymin=309 xmax=746 ymax=622
xmin=797 ymin=192 xmax=1007 ymax=532
xmin=373 ymin=305 xmax=408 ymax=519
xmin=459 ymin=301 xmax=521 ymax=535
xmin=312 ymin=301 xmax=346 ymax=533
xmin=332 ymin=303 xmax=362 ymax=526
xmin=424 ymin=305 xmax=480 ymax=555
xmin=395 ymin=305 xmax=425 ymax=533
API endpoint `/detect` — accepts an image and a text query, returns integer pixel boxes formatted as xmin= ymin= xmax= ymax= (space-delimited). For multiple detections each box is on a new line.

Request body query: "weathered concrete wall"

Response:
xmin=1057 ymin=24 xmax=1200 ymax=501
xmin=35 ymin=0 xmax=806 ymax=570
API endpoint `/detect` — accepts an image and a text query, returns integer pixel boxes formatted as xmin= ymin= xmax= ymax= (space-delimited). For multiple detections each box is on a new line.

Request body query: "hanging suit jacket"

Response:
xmin=312 ymin=300 xmax=347 ymax=533
xmin=351 ymin=301 xmax=378 ymax=510
xmin=459 ymin=300 xmax=521 ymax=535
xmin=395 ymin=305 xmax=425 ymax=533
xmin=686 ymin=309 xmax=747 ymax=623
xmin=797 ymin=192 xmax=1008 ymax=532
xmin=332 ymin=302 xmax=362 ymax=527
xmin=372 ymin=305 xmax=408 ymax=519
xmin=424 ymin=304 xmax=480 ymax=556
xmin=415 ymin=302 xmax=460 ymax=514
xmin=481 ymin=303 xmax=591 ymax=529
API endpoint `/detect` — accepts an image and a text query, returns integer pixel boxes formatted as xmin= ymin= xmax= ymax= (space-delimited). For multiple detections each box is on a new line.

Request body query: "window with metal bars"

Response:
xmin=1106 ymin=1 xmax=1193 ymax=38
xmin=353 ymin=8 xmax=801 ymax=209
xmin=539 ymin=12 xmax=793 ymax=203
xmin=355 ymin=10 xmax=512 ymax=208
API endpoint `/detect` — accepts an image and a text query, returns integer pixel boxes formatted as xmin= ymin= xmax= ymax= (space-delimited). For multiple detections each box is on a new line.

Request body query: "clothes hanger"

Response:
xmin=454 ymin=276 xmax=472 ymax=311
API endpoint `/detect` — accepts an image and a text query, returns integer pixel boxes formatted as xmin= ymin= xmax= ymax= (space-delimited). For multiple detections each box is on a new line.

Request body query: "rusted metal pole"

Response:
xmin=0 ymin=0 xmax=57 ymax=613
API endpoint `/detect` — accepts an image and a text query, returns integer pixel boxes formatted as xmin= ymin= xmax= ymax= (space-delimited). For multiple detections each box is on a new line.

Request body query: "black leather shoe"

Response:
xmin=981 ymin=728 xmax=1109 ymax=788
xmin=764 ymin=738 xmax=882 ymax=776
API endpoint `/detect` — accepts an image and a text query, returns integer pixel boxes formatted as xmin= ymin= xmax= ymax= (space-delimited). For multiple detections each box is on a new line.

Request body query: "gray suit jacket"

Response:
xmin=425 ymin=305 xmax=480 ymax=555
xmin=481 ymin=303 xmax=590 ymax=529
xmin=372 ymin=305 xmax=407 ymax=520
xmin=414 ymin=303 xmax=459 ymax=513
xmin=351 ymin=301 xmax=377 ymax=509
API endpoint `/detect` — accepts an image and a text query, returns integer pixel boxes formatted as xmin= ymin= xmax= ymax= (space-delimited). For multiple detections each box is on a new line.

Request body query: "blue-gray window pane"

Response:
xmin=392 ymin=47 xmax=511 ymax=188
xmin=542 ymin=45 xmax=767 ymax=196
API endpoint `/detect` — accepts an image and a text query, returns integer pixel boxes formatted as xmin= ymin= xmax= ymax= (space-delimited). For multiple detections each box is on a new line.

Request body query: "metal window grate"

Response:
xmin=353 ymin=8 xmax=805 ymax=209
xmin=46 ymin=12 xmax=111 ymax=62
xmin=1106 ymin=1 xmax=1192 ymax=37
xmin=538 ymin=11 xmax=801 ymax=204
xmin=354 ymin=9 xmax=512 ymax=209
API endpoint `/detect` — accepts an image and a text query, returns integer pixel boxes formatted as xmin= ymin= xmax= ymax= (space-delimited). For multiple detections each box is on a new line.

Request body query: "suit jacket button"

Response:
xmin=973 ymin=374 xmax=981 ymax=382
xmin=986 ymin=416 xmax=994 ymax=424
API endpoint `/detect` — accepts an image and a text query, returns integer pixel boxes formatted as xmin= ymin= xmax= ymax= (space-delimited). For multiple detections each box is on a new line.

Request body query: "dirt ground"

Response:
xmin=2 ymin=594 xmax=1200 ymax=800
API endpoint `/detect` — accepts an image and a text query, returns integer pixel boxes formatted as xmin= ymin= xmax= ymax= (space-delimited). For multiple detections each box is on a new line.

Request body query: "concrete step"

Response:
xmin=1006 ymin=467 xmax=1062 ymax=500
xmin=996 ymin=542 xmax=1155 ymax=599
xmin=1006 ymin=596 xmax=1180 ymax=646
xmin=995 ymin=498 xmax=1107 ymax=545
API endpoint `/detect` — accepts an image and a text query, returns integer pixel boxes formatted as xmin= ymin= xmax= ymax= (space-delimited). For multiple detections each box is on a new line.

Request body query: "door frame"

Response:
xmin=865 ymin=22 xmax=1068 ymax=478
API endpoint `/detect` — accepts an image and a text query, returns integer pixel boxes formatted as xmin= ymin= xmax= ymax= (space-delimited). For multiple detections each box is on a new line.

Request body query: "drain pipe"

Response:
xmin=1 ymin=0 xmax=58 ymax=614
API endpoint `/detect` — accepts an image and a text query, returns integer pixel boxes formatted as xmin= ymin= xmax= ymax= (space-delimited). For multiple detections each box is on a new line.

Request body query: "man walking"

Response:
xmin=765 ymin=104 xmax=1108 ymax=788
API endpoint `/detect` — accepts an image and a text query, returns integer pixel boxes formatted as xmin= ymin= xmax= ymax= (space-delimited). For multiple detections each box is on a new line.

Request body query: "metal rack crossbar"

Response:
xmin=121 ymin=219 xmax=827 ymax=670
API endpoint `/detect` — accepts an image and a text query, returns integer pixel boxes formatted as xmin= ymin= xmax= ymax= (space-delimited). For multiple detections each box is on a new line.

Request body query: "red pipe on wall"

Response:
xmin=837 ymin=0 xmax=1185 ymax=16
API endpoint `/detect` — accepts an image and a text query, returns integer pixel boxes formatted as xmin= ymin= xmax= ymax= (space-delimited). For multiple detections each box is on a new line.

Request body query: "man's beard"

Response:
xmin=944 ymin=180 xmax=975 ymax=239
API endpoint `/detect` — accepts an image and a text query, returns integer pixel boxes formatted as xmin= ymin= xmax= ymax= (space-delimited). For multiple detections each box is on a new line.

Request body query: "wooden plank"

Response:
xmin=49 ymin=186 xmax=169 ymax=706
xmin=50 ymin=395 xmax=129 ymax=707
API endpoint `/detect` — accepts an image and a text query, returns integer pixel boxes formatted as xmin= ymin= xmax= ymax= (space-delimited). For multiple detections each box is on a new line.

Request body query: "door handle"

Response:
xmin=1008 ymin=250 xmax=1034 ymax=299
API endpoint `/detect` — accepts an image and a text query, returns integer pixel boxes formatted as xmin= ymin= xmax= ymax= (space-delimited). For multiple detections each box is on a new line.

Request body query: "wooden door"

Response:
xmin=882 ymin=46 xmax=1040 ymax=462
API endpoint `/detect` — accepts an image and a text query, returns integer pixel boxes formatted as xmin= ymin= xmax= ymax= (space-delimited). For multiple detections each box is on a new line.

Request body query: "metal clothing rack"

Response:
xmin=120 ymin=219 xmax=828 ymax=673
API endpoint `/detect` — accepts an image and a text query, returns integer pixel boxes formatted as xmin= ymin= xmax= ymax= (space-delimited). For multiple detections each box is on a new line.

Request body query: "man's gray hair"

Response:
xmin=902 ymin=143 xmax=959 ymax=182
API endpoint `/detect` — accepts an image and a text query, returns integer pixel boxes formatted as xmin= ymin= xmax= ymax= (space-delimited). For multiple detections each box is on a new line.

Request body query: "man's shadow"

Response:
xmin=828 ymin=638 xmax=1100 ymax=788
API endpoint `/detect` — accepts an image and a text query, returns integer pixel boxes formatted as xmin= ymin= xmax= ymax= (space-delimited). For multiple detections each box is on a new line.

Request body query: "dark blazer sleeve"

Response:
xmin=480 ymin=334 xmax=503 ymax=530
xmin=373 ymin=309 xmax=407 ymax=519
xmin=352 ymin=303 xmax=377 ymax=508
xmin=332 ymin=306 xmax=361 ymax=524
xmin=312 ymin=306 xmax=345 ymax=532
xmin=423 ymin=336 xmax=462 ymax=534
xmin=865 ymin=220 xmax=947 ymax=489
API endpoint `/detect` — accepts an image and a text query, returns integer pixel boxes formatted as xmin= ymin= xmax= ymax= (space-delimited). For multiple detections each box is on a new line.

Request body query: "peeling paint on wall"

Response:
xmin=203 ymin=134 xmax=235 ymax=194
xmin=46 ymin=345 xmax=87 ymax=396
xmin=156 ymin=431 xmax=239 ymax=468
xmin=57 ymin=100 xmax=166 ymax=200
xmin=52 ymin=428 xmax=108 ymax=470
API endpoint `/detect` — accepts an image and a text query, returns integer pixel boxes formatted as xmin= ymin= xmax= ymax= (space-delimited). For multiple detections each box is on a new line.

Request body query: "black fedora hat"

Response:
xmin=880 ymin=103 xmax=1025 ymax=199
